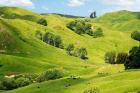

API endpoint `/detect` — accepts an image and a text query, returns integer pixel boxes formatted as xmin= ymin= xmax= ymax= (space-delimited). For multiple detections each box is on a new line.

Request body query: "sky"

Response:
xmin=0 ymin=0 xmax=140 ymax=16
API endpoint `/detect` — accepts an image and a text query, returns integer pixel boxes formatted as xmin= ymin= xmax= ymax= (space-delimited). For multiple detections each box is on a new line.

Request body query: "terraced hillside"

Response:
xmin=0 ymin=7 xmax=140 ymax=93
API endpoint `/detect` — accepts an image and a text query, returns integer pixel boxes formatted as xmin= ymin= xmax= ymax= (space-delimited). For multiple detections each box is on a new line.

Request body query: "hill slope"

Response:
xmin=0 ymin=7 xmax=140 ymax=93
xmin=95 ymin=10 xmax=140 ymax=32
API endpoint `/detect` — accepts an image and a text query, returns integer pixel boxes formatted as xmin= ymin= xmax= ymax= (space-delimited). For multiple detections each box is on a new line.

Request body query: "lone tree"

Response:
xmin=37 ymin=18 xmax=47 ymax=26
xmin=90 ymin=11 xmax=96 ymax=18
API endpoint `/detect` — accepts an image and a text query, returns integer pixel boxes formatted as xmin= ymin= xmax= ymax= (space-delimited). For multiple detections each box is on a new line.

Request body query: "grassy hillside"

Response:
xmin=4 ymin=69 xmax=140 ymax=93
xmin=0 ymin=7 xmax=140 ymax=93
xmin=95 ymin=10 xmax=140 ymax=32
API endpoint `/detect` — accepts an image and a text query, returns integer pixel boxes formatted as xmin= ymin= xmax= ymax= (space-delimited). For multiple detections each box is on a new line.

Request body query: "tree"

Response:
xmin=66 ymin=44 xmax=75 ymax=55
xmin=131 ymin=31 xmax=140 ymax=41
xmin=90 ymin=11 xmax=96 ymax=18
xmin=93 ymin=28 xmax=103 ymax=38
xmin=37 ymin=18 xmax=47 ymax=26
xmin=77 ymin=48 xmax=88 ymax=59
xmin=124 ymin=46 xmax=140 ymax=69
xmin=105 ymin=52 xmax=116 ymax=64
xmin=116 ymin=52 xmax=128 ymax=64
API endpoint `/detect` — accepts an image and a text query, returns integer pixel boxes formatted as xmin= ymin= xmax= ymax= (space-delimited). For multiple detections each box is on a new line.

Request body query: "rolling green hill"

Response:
xmin=95 ymin=10 xmax=140 ymax=32
xmin=0 ymin=7 xmax=140 ymax=93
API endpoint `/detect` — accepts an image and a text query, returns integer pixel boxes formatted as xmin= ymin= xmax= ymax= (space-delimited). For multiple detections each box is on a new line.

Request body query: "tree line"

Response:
xmin=105 ymin=46 xmax=140 ymax=69
xmin=36 ymin=31 xmax=88 ymax=60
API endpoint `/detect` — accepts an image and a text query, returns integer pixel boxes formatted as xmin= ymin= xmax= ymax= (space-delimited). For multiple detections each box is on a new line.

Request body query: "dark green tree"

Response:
xmin=90 ymin=11 xmax=96 ymax=18
xmin=131 ymin=31 xmax=140 ymax=41
xmin=37 ymin=18 xmax=47 ymax=26
xmin=124 ymin=46 xmax=140 ymax=69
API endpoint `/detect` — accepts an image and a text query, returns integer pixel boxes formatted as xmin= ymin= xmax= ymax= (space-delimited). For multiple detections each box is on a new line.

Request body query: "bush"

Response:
xmin=124 ymin=46 xmax=140 ymax=69
xmin=105 ymin=52 xmax=116 ymax=64
xmin=77 ymin=48 xmax=88 ymax=59
xmin=84 ymin=87 xmax=100 ymax=93
xmin=0 ymin=77 xmax=32 ymax=90
xmin=37 ymin=68 xmax=64 ymax=82
xmin=116 ymin=52 xmax=128 ymax=64
xmin=43 ymin=32 xmax=64 ymax=49
xmin=131 ymin=31 xmax=140 ymax=41
xmin=66 ymin=44 xmax=75 ymax=55
xmin=93 ymin=28 xmax=103 ymax=38
xmin=37 ymin=18 xmax=47 ymax=26
xmin=1 ymin=78 xmax=16 ymax=90
xmin=14 ymin=77 xmax=31 ymax=88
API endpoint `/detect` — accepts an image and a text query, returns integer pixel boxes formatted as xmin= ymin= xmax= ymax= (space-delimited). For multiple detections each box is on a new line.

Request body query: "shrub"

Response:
xmin=124 ymin=46 xmax=140 ymax=69
xmin=14 ymin=77 xmax=31 ymax=88
xmin=105 ymin=52 xmax=116 ymax=64
xmin=116 ymin=52 xmax=128 ymax=64
xmin=77 ymin=48 xmax=88 ymax=59
xmin=1 ymin=78 xmax=16 ymax=90
xmin=66 ymin=44 xmax=75 ymax=55
xmin=37 ymin=18 xmax=47 ymax=26
xmin=93 ymin=28 xmax=103 ymax=38
xmin=131 ymin=31 xmax=140 ymax=41
xmin=37 ymin=68 xmax=64 ymax=82
xmin=84 ymin=87 xmax=100 ymax=93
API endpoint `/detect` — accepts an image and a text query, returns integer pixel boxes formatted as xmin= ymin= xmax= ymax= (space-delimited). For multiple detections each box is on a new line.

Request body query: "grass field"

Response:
xmin=0 ymin=7 xmax=140 ymax=93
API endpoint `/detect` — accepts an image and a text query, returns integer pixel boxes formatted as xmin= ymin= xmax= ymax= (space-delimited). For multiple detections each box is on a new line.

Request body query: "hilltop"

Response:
xmin=0 ymin=7 xmax=140 ymax=93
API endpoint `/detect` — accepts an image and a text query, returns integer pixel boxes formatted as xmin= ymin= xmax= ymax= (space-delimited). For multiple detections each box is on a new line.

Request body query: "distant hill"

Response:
xmin=41 ymin=13 xmax=85 ymax=18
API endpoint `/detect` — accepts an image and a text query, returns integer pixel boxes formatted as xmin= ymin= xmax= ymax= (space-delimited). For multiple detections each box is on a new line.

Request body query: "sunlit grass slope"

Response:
xmin=0 ymin=7 xmax=140 ymax=93
xmin=95 ymin=10 xmax=140 ymax=32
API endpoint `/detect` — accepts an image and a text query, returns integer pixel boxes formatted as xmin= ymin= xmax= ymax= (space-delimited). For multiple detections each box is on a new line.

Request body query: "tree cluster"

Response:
xmin=67 ymin=20 xmax=93 ymax=36
xmin=66 ymin=44 xmax=88 ymax=59
xmin=43 ymin=32 xmax=64 ymax=48
xmin=105 ymin=46 xmax=140 ymax=70
xmin=131 ymin=31 xmax=140 ymax=41
xmin=105 ymin=52 xmax=128 ymax=64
